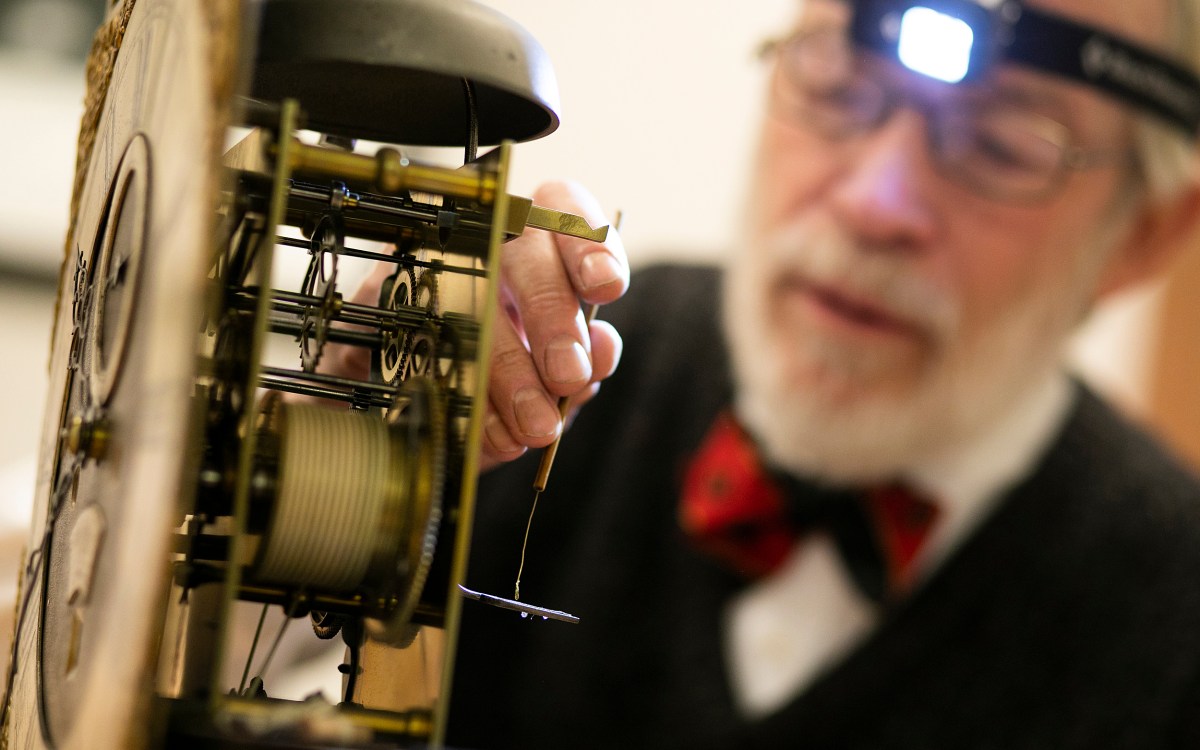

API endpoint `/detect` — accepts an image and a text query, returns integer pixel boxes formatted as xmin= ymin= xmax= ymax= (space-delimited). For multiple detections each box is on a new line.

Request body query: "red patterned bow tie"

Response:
xmin=680 ymin=412 xmax=940 ymax=601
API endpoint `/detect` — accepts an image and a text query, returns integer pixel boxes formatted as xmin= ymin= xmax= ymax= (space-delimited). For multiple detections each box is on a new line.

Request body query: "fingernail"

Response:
xmin=485 ymin=411 xmax=522 ymax=454
xmin=514 ymin=387 xmax=560 ymax=438
xmin=580 ymin=252 xmax=622 ymax=291
xmin=545 ymin=335 xmax=590 ymax=384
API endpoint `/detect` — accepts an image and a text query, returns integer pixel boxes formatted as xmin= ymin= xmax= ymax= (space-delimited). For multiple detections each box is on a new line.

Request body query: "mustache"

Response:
xmin=760 ymin=220 xmax=960 ymax=339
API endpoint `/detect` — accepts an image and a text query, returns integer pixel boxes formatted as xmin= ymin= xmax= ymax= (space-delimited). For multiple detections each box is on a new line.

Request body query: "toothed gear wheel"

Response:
xmin=407 ymin=324 xmax=439 ymax=379
xmin=411 ymin=266 xmax=439 ymax=317
xmin=310 ymin=610 xmax=347 ymax=640
xmin=299 ymin=213 xmax=343 ymax=372
xmin=377 ymin=266 xmax=417 ymax=385
xmin=376 ymin=375 xmax=446 ymax=639
xmin=404 ymin=268 xmax=441 ymax=379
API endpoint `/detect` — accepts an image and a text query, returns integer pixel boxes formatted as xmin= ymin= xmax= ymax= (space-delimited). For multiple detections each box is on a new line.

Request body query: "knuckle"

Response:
xmin=521 ymin=286 xmax=579 ymax=325
xmin=491 ymin=343 xmax=534 ymax=379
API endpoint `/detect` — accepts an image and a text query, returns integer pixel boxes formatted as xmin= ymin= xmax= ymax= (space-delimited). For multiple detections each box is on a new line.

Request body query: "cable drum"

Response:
xmin=254 ymin=403 xmax=401 ymax=591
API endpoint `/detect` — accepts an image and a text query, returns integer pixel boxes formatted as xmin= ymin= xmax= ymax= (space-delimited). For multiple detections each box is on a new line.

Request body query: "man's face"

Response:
xmin=727 ymin=0 xmax=1156 ymax=482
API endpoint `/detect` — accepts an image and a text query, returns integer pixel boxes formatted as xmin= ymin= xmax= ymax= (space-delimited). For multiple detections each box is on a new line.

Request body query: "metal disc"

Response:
xmin=250 ymin=0 xmax=561 ymax=145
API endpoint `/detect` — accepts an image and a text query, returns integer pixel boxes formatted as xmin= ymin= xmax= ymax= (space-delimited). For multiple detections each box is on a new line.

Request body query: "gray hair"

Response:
xmin=1136 ymin=0 xmax=1200 ymax=201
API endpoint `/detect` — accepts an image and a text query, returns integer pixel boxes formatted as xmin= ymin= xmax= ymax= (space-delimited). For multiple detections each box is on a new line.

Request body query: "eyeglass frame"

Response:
xmin=759 ymin=28 xmax=1138 ymax=203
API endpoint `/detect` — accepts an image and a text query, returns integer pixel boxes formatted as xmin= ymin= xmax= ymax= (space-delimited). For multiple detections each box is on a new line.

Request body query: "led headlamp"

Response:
xmin=850 ymin=0 xmax=1200 ymax=134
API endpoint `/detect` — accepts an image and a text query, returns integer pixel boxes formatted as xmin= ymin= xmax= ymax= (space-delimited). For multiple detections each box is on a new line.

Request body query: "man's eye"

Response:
xmin=971 ymin=122 xmax=1062 ymax=173
xmin=975 ymin=134 xmax=1030 ymax=168
xmin=807 ymin=82 xmax=857 ymax=107
xmin=803 ymin=79 xmax=879 ymax=122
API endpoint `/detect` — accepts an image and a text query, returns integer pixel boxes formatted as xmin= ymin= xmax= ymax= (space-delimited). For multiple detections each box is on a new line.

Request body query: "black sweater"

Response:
xmin=448 ymin=265 xmax=1200 ymax=749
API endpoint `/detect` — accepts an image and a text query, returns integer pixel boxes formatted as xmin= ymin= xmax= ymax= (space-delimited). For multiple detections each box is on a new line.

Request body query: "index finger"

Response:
xmin=528 ymin=180 xmax=629 ymax=305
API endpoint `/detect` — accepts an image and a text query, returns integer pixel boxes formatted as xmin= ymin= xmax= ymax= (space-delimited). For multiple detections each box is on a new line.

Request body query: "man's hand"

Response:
xmin=481 ymin=180 xmax=627 ymax=471
xmin=335 ymin=180 xmax=627 ymax=473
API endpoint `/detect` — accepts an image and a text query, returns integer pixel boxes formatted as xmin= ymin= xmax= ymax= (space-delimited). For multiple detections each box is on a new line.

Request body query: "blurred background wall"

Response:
xmin=0 ymin=0 xmax=103 ymax=533
xmin=0 ymin=0 xmax=1175 ymax=529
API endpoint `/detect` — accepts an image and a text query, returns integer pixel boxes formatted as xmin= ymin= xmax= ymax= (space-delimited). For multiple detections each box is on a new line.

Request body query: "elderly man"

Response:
xmin=444 ymin=0 xmax=1200 ymax=746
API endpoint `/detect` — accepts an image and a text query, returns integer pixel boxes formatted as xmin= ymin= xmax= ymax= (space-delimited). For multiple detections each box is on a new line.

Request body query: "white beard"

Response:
xmin=722 ymin=212 xmax=1121 ymax=485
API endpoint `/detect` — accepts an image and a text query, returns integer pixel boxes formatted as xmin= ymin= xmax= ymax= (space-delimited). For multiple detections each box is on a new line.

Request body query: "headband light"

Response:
xmin=850 ymin=0 xmax=1200 ymax=134
xmin=896 ymin=7 xmax=975 ymax=83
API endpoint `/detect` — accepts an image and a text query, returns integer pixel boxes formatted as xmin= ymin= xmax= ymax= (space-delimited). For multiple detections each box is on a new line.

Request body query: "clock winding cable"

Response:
xmin=255 ymin=403 xmax=396 ymax=589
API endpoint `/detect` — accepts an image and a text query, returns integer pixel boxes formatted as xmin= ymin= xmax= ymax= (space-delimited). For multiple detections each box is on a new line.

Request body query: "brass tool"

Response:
xmin=512 ymin=302 xmax=599 ymax=604
xmin=514 ymin=211 xmax=621 ymax=603
xmin=533 ymin=301 xmax=602 ymax=494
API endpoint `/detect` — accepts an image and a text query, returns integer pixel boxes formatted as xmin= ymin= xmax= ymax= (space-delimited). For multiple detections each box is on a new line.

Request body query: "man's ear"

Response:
xmin=1095 ymin=177 xmax=1200 ymax=300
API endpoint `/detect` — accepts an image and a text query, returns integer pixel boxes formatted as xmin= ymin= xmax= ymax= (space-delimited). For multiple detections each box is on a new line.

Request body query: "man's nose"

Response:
xmin=828 ymin=110 xmax=938 ymax=250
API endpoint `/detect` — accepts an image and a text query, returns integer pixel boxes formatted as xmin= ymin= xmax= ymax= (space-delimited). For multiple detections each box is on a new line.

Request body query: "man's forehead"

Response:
xmin=795 ymin=0 xmax=848 ymax=30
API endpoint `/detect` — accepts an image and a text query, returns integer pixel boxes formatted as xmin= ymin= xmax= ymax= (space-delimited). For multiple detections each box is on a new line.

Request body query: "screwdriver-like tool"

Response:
xmin=514 ymin=301 xmax=601 ymax=602
xmin=514 ymin=209 xmax=621 ymax=602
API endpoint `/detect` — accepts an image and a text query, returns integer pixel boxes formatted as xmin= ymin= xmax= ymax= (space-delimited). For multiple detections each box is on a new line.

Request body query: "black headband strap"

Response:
xmin=1006 ymin=5 xmax=1200 ymax=134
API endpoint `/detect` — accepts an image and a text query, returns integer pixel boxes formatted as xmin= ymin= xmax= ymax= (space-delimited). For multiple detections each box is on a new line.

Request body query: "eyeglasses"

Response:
xmin=761 ymin=29 xmax=1135 ymax=202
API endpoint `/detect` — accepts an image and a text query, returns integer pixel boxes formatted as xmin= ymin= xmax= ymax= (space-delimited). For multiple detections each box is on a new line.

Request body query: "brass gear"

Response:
xmin=377 ymin=265 xmax=417 ymax=385
xmin=370 ymin=376 xmax=446 ymax=642
xmin=299 ymin=212 xmax=343 ymax=372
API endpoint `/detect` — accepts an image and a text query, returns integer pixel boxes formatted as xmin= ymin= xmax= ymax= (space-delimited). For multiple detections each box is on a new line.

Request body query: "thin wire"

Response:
xmin=513 ymin=490 xmax=541 ymax=601
xmin=462 ymin=77 xmax=479 ymax=163
xmin=253 ymin=607 xmax=294 ymax=685
xmin=238 ymin=604 xmax=270 ymax=694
